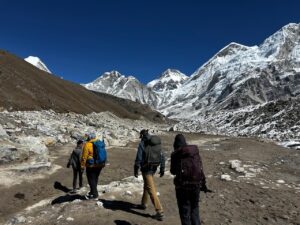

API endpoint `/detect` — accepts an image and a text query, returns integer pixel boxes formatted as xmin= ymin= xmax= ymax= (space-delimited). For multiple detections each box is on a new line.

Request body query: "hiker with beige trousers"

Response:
xmin=134 ymin=129 xmax=165 ymax=221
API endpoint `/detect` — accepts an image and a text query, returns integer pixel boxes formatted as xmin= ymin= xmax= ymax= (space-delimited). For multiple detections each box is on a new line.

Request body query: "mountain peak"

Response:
xmin=24 ymin=56 xmax=51 ymax=73
xmin=103 ymin=70 xmax=122 ymax=77
xmin=215 ymin=42 xmax=250 ymax=58
xmin=147 ymin=69 xmax=188 ymax=92
xmin=259 ymin=23 xmax=300 ymax=59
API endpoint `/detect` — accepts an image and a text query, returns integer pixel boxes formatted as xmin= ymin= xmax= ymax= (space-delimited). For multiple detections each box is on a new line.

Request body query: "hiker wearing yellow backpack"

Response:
xmin=134 ymin=129 xmax=165 ymax=221
xmin=81 ymin=132 xmax=107 ymax=200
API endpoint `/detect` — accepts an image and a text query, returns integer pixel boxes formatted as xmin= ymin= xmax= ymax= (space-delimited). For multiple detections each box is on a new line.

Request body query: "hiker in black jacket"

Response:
xmin=134 ymin=129 xmax=165 ymax=221
xmin=171 ymin=134 xmax=207 ymax=225
xmin=67 ymin=140 xmax=84 ymax=192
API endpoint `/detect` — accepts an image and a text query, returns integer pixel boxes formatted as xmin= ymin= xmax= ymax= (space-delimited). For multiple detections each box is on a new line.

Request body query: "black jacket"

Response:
xmin=170 ymin=145 xmax=206 ymax=187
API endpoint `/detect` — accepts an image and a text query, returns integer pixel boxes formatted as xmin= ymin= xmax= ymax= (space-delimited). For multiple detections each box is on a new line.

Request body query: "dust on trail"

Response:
xmin=1 ymin=133 xmax=300 ymax=225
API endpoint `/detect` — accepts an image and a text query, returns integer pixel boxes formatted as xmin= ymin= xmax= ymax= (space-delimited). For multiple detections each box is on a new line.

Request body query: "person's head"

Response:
xmin=139 ymin=129 xmax=149 ymax=139
xmin=77 ymin=140 xmax=84 ymax=147
xmin=173 ymin=134 xmax=187 ymax=150
xmin=86 ymin=132 xmax=96 ymax=141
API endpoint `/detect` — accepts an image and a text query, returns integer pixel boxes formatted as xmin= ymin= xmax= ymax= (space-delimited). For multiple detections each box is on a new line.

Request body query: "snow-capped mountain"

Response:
xmin=162 ymin=23 xmax=300 ymax=118
xmin=24 ymin=56 xmax=52 ymax=73
xmin=83 ymin=23 xmax=300 ymax=143
xmin=84 ymin=23 xmax=300 ymax=123
xmin=83 ymin=71 xmax=159 ymax=106
xmin=147 ymin=69 xmax=188 ymax=92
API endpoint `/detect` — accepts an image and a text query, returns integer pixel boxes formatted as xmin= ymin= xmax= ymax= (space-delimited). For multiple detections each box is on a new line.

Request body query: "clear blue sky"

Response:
xmin=1 ymin=0 xmax=299 ymax=84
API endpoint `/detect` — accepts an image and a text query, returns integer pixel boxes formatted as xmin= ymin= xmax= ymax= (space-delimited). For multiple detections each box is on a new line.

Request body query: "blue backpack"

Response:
xmin=92 ymin=140 xmax=107 ymax=165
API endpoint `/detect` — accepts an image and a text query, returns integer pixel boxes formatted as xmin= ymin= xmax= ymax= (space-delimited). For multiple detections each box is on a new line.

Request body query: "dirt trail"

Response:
xmin=1 ymin=133 xmax=300 ymax=225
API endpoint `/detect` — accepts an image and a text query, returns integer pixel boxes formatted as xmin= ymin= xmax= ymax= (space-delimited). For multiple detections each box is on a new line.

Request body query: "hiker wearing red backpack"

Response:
xmin=171 ymin=134 xmax=207 ymax=225
xmin=81 ymin=132 xmax=107 ymax=200
xmin=134 ymin=129 xmax=165 ymax=221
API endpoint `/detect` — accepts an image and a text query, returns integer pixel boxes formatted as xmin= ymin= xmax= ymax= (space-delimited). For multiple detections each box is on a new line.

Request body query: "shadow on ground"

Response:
xmin=114 ymin=220 xmax=133 ymax=225
xmin=53 ymin=181 xmax=71 ymax=193
xmin=51 ymin=194 xmax=86 ymax=205
xmin=52 ymin=181 xmax=86 ymax=205
xmin=101 ymin=199 xmax=152 ymax=219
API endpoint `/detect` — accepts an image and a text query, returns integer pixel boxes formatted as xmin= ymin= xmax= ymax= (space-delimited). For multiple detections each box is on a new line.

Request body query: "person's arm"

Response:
xmin=159 ymin=151 xmax=165 ymax=177
xmin=134 ymin=142 xmax=144 ymax=167
xmin=198 ymin=153 xmax=206 ymax=185
xmin=67 ymin=150 xmax=75 ymax=168
xmin=170 ymin=152 xmax=177 ymax=175
xmin=80 ymin=143 xmax=89 ymax=169
xmin=134 ymin=142 xmax=144 ymax=177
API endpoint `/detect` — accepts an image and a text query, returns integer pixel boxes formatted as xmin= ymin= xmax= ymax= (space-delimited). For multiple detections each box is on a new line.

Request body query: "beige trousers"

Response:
xmin=142 ymin=173 xmax=163 ymax=213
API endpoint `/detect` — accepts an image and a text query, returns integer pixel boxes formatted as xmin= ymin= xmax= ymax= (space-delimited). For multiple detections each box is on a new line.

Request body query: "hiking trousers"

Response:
xmin=72 ymin=167 xmax=83 ymax=190
xmin=142 ymin=173 xmax=163 ymax=213
xmin=86 ymin=167 xmax=102 ymax=198
xmin=175 ymin=186 xmax=201 ymax=225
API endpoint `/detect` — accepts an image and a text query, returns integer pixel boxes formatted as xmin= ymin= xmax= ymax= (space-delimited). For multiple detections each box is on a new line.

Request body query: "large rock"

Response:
xmin=16 ymin=136 xmax=48 ymax=155
xmin=0 ymin=141 xmax=30 ymax=164
xmin=0 ymin=124 xmax=8 ymax=137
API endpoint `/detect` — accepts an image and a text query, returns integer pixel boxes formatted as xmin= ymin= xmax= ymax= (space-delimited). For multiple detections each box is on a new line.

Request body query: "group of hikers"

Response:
xmin=67 ymin=129 xmax=208 ymax=225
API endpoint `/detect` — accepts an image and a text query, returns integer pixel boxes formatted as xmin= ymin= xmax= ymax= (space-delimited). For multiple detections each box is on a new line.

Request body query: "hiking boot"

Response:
xmin=69 ymin=189 xmax=77 ymax=194
xmin=85 ymin=194 xmax=97 ymax=200
xmin=153 ymin=212 xmax=164 ymax=221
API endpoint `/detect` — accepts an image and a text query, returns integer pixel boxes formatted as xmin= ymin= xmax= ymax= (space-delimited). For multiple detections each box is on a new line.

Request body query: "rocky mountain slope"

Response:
xmin=83 ymin=71 xmax=160 ymax=107
xmin=0 ymin=50 xmax=165 ymax=121
xmin=24 ymin=56 xmax=52 ymax=73
xmin=83 ymin=23 xmax=300 ymax=144
xmin=167 ymin=23 xmax=300 ymax=144
xmin=147 ymin=69 xmax=188 ymax=92
xmin=165 ymin=23 xmax=300 ymax=118
xmin=84 ymin=23 xmax=300 ymax=118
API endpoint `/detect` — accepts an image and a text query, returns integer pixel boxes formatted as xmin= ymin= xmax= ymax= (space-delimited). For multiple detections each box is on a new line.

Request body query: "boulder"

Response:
xmin=16 ymin=136 xmax=48 ymax=155
xmin=0 ymin=124 xmax=8 ymax=137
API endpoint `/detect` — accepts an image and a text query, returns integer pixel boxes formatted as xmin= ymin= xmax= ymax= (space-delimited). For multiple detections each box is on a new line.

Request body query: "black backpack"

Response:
xmin=178 ymin=145 xmax=205 ymax=186
xmin=143 ymin=135 xmax=162 ymax=166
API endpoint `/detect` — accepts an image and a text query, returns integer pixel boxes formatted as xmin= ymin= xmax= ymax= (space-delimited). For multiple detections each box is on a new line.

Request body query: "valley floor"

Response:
xmin=0 ymin=132 xmax=299 ymax=225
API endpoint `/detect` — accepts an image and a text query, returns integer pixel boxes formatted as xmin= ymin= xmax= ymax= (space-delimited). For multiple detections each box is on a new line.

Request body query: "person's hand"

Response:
xmin=134 ymin=165 xmax=139 ymax=178
xmin=201 ymin=183 xmax=208 ymax=193
xmin=159 ymin=171 xmax=164 ymax=177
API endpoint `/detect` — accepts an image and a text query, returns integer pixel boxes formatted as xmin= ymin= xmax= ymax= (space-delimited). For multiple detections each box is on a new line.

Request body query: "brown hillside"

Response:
xmin=0 ymin=50 xmax=166 ymax=122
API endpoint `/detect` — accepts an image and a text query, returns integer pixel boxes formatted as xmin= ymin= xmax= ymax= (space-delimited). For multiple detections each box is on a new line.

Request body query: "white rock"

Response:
xmin=221 ymin=174 xmax=232 ymax=181
xmin=57 ymin=215 xmax=63 ymax=220
xmin=96 ymin=201 xmax=104 ymax=208
xmin=245 ymin=173 xmax=256 ymax=178
xmin=125 ymin=190 xmax=132 ymax=196
xmin=0 ymin=124 xmax=8 ymax=137
xmin=10 ymin=215 xmax=27 ymax=224
xmin=17 ymin=136 xmax=48 ymax=155
xmin=66 ymin=217 xmax=74 ymax=221
xmin=277 ymin=179 xmax=285 ymax=184
xmin=229 ymin=159 xmax=241 ymax=169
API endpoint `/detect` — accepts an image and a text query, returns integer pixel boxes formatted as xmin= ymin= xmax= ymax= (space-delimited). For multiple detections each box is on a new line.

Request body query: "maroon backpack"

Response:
xmin=176 ymin=145 xmax=205 ymax=186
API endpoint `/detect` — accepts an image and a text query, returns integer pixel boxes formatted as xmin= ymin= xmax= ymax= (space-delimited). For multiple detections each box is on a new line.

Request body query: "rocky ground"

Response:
xmin=174 ymin=98 xmax=300 ymax=149
xmin=1 ymin=132 xmax=299 ymax=225
xmin=0 ymin=110 xmax=169 ymax=187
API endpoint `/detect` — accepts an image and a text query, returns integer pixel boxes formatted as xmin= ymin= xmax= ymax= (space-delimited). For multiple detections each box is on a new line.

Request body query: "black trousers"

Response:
xmin=175 ymin=186 xmax=201 ymax=225
xmin=86 ymin=167 xmax=102 ymax=198
xmin=72 ymin=167 xmax=83 ymax=190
